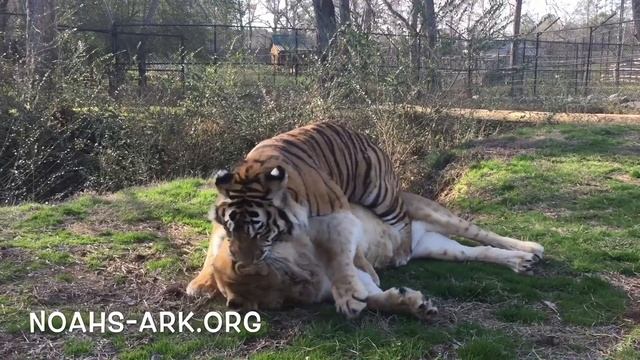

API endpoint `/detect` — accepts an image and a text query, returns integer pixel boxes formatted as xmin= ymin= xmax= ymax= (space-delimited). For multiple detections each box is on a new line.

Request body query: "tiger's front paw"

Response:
xmin=186 ymin=275 xmax=218 ymax=297
xmin=332 ymin=286 xmax=368 ymax=318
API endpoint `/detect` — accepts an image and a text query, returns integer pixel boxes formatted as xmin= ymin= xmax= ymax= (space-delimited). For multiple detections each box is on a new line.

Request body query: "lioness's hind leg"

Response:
xmin=186 ymin=227 xmax=225 ymax=297
xmin=411 ymin=223 xmax=539 ymax=274
xmin=402 ymin=192 xmax=544 ymax=258
xmin=312 ymin=213 xmax=369 ymax=318
xmin=355 ymin=270 xmax=438 ymax=320
xmin=354 ymin=249 xmax=380 ymax=286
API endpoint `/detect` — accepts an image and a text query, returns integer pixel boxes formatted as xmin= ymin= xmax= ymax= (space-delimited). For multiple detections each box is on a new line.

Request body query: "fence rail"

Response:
xmin=2 ymin=12 xmax=640 ymax=100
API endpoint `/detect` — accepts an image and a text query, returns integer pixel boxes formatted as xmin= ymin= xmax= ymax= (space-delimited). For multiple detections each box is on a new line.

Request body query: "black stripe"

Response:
xmin=280 ymin=138 xmax=317 ymax=165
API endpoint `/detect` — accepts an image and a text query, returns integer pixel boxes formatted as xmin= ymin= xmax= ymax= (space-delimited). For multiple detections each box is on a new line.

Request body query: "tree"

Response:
xmin=340 ymin=0 xmax=351 ymax=25
xmin=509 ymin=0 xmax=523 ymax=97
xmin=616 ymin=0 xmax=625 ymax=84
xmin=313 ymin=0 xmax=337 ymax=56
xmin=422 ymin=0 xmax=436 ymax=49
xmin=510 ymin=0 xmax=522 ymax=67
xmin=25 ymin=0 xmax=57 ymax=86
xmin=0 ymin=0 xmax=9 ymax=51
xmin=633 ymin=0 xmax=640 ymax=40
xmin=137 ymin=0 xmax=160 ymax=90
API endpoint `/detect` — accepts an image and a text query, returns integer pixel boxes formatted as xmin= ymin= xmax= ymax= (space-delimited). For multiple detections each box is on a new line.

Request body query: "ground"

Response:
xmin=0 ymin=122 xmax=639 ymax=359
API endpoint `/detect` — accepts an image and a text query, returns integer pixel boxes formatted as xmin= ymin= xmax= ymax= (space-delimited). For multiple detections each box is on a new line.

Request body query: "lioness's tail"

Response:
xmin=401 ymin=192 xmax=544 ymax=257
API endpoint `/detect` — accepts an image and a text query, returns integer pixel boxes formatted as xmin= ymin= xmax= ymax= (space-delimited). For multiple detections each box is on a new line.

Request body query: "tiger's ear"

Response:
xmin=213 ymin=170 xmax=233 ymax=196
xmin=265 ymin=166 xmax=288 ymax=196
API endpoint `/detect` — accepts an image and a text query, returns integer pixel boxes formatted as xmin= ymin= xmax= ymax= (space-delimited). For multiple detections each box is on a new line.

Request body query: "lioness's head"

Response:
xmin=212 ymin=234 xmax=320 ymax=310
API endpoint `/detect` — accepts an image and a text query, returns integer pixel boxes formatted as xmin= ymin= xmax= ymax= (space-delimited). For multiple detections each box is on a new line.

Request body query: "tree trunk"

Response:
xmin=0 ymin=0 xmax=9 ymax=52
xmin=633 ymin=0 xmax=640 ymax=41
xmin=340 ymin=0 xmax=350 ymax=26
xmin=313 ymin=0 xmax=337 ymax=58
xmin=422 ymin=0 xmax=439 ymax=90
xmin=422 ymin=0 xmax=437 ymax=49
xmin=362 ymin=0 xmax=373 ymax=32
xmin=25 ymin=0 xmax=57 ymax=87
xmin=510 ymin=0 xmax=522 ymax=67
xmin=510 ymin=0 xmax=523 ymax=97
xmin=410 ymin=0 xmax=420 ymax=78
xmin=616 ymin=0 xmax=625 ymax=84
xmin=138 ymin=0 xmax=160 ymax=91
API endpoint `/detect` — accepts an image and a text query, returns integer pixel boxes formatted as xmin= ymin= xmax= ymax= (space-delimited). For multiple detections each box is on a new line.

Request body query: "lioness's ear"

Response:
xmin=265 ymin=166 xmax=288 ymax=197
xmin=214 ymin=170 xmax=233 ymax=196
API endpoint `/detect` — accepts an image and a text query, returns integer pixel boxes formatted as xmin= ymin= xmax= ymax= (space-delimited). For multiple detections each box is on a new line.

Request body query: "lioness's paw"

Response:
xmin=332 ymin=286 xmax=368 ymax=318
xmin=335 ymin=296 xmax=367 ymax=318
xmin=522 ymin=241 xmax=544 ymax=259
xmin=507 ymin=251 xmax=541 ymax=274
xmin=393 ymin=287 xmax=438 ymax=320
xmin=186 ymin=276 xmax=218 ymax=297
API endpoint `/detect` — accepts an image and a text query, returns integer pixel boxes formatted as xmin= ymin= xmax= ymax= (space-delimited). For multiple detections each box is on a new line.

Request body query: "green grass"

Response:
xmin=495 ymin=304 xmax=547 ymax=324
xmin=63 ymin=338 xmax=94 ymax=356
xmin=0 ymin=124 xmax=638 ymax=358
xmin=115 ymin=179 xmax=217 ymax=233
xmin=612 ymin=326 xmax=640 ymax=359
xmin=454 ymin=323 xmax=519 ymax=360
xmin=382 ymin=261 xmax=625 ymax=326
xmin=112 ymin=231 xmax=159 ymax=245
xmin=145 ymin=256 xmax=182 ymax=273
xmin=453 ymin=125 xmax=640 ymax=274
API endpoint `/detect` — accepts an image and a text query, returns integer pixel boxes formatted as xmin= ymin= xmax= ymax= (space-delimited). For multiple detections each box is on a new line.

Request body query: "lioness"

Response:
xmin=187 ymin=192 xmax=543 ymax=319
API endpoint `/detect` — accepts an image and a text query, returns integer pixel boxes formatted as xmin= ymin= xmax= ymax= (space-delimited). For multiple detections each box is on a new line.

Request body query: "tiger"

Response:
xmin=186 ymin=122 xmax=544 ymax=318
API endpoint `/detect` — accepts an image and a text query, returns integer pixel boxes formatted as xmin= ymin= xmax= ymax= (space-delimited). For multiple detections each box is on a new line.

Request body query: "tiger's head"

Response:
xmin=212 ymin=163 xmax=300 ymax=272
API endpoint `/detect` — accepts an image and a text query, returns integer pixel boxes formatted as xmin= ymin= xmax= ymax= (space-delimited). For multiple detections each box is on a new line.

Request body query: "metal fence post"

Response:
xmin=615 ymin=41 xmax=623 ymax=86
xmin=520 ymin=38 xmax=527 ymax=95
xmin=213 ymin=25 xmax=218 ymax=64
xmin=417 ymin=35 xmax=422 ymax=81
xmin=632 ymin=46 xmax=636 ymax=81
xmin=533 ymin=33 xmax=540 ymax=96
xmin=180 ymin=35 xmax=186 ymax=88
xmin=294 ymin=28 xmax=299 ymax=81
xmin=584 ymin=26 xmax=594 ymax=96
xmin=574 ymin=43 xmax=580 ymax=95
xmin=108 ymin=21 xmax=120 ymax=97
xmin=466 ymin=39 xmax=473 ymax=98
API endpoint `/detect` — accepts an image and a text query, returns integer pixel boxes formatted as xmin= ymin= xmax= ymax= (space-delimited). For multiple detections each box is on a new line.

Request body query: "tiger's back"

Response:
xmin=238 ymin=122 xmax=408 ymax=228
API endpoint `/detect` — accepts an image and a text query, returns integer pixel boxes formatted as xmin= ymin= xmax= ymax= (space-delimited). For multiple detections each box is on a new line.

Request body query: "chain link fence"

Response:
xmin=2 ymin=12 xmax=640 ymax=103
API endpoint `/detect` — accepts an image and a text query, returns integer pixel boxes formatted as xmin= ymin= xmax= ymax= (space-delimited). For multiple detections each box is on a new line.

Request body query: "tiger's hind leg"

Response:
xmin=356 ymin=270 xmax=438 ymax=320
xmin=402 ymin=192 xmax=544 ymax=258
xmin=410 ymin=221 xmax=539 ymax=274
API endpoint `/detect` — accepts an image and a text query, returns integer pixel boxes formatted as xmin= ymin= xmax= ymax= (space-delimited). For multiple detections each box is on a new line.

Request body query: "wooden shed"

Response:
xmin=271 ymin=34 xmax=314 ymax=74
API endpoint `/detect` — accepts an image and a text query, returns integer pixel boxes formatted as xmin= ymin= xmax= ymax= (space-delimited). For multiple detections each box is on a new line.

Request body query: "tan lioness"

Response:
xmin=187 ymin=191 xmax=543 ymax=319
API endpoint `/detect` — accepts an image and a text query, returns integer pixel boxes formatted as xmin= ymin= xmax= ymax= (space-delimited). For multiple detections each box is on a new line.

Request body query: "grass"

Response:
xmin=64 ymin=338 xmax=94 ymax=356
xmin=494 ymin=304 xmax=547 ymax=324
xmin=0 ymin=122 xmax=638 ymax=359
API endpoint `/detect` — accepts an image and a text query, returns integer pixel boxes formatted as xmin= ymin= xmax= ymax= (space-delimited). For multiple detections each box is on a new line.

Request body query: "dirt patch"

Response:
xmin=610 ymin=173 xmax=640 ymax=186
xmin=435 ymin=299 xmax=624 ymax=359
xmin=603 ymin=273 xmax=640 ymax=324
xmin=412 ymin=106 xmax=640 ymax=125
xmin=469 ymin=130 xmax=567 ymax=158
